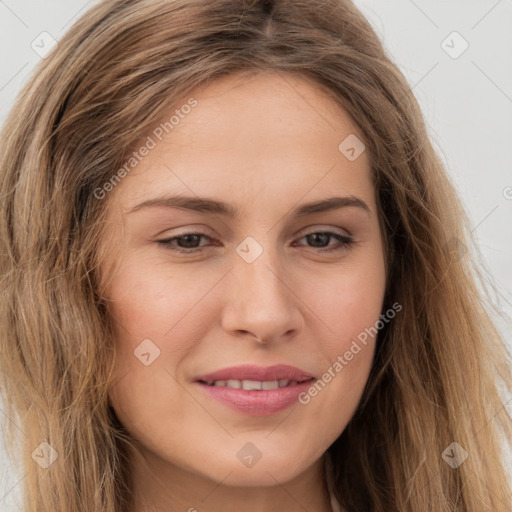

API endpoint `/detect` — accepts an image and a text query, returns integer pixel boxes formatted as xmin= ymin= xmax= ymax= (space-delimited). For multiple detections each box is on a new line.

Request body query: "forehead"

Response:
xmin=170 ymin=70 xmax=364 ymax=155
xmin=107 ymin=70 xmax=374 ymax=216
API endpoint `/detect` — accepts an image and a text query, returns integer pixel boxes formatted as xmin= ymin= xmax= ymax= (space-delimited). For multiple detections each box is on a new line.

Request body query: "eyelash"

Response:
xmin=156 ymin=230 xmax=354 ymax=254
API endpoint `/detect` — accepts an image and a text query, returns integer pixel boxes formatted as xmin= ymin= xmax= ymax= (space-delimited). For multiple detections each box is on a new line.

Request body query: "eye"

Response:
xmin=156 ymin=229 xmax=354 ymax=254
xmin=292 ymin=231 xmax=354 ymax=252
xmin=156 ymin=232 xmax=215 ymax=253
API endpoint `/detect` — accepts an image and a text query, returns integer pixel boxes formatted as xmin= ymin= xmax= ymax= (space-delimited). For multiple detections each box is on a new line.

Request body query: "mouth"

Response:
xmin=198 ymin=377 xmax=313 ymax=390
xmin=194 ymin=364 xmax=316 ymax=415
xmin=195 ymin=363 xmax=315 ymax=384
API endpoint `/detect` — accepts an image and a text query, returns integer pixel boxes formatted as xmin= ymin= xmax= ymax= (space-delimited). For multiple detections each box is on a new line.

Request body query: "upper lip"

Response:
xmin=195 ymin=364 xmax=315 ymax=383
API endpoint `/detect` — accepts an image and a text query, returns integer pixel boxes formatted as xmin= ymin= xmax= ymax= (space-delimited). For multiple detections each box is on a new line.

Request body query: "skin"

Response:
xmin=99 ymin=70 xmax=387 ymax=512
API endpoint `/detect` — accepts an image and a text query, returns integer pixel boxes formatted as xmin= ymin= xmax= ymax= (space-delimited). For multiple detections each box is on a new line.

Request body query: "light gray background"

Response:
xmin=1 ymin=1 xmax=511 ymax=510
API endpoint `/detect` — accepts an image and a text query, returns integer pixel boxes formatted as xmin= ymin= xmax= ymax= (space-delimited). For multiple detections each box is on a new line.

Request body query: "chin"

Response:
xmin=194 ymin=448 xmax=315 ymax=487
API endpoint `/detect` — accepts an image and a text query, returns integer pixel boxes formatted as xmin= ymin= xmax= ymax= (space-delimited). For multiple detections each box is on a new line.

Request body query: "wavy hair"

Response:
xmin=0 ymin=0 xmax=511 ymax=510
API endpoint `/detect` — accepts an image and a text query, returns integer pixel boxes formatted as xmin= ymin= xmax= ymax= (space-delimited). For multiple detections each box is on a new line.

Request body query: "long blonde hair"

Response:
xmin=0 ymin=1 xmax=510 ymax=510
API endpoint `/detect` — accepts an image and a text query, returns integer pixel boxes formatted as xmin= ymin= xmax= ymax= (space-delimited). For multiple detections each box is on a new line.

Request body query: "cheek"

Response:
xmin=105 ymin=261 xmax=195 ymax=435
xmin=296 ymin=273 xmax=380 ymax=436
xmin=105 ymin=256 xmax=228 ymax=414
xmin=309 ymin=257 xmax=386 ymax=352
xmin=106 ymin=253 xmax=212 ymax=340
xmin=298 ymin=251 xmax=386 ymax=409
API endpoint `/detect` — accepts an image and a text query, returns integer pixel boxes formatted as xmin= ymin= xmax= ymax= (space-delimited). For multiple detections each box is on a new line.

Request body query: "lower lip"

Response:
xmin=195 ymin=379 xmax=315 ymax=416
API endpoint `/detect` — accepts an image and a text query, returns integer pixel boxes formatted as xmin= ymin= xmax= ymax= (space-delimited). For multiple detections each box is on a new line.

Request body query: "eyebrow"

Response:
xmin=127 ymin=194 xmax=371 ymax=217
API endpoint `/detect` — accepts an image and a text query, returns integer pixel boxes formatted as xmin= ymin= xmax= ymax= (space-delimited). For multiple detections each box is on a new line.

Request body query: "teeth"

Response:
xmin=242 ymin=380 xmax=262 ymax=391
xmin=207 ymin=379 xmax=293 ymax=389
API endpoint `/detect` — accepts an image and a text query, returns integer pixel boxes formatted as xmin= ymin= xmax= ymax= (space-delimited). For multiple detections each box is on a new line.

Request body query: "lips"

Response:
xmin=195 ymin=364 xmax=315 ymax=384
xmin=194 ymin=364 xmax=316 ymax=415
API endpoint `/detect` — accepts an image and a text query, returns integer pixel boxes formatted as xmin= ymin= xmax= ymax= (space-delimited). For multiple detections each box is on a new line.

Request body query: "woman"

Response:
xmin=0 ymin=1 xmax=510 ymax=511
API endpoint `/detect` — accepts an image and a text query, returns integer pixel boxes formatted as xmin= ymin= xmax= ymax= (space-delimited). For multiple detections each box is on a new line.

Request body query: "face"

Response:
xmin=99 ymin=71 xmax=386 ymax=490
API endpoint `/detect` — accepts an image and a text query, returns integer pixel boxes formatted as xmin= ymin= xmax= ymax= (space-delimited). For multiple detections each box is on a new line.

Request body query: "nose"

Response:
xmin=220 ymin=248 xmax=304 ymax=345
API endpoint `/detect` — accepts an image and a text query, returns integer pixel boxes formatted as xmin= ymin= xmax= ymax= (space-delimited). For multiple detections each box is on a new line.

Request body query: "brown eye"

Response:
xmin=157 ymin=233 xmax=213 ymax=253
xmin=294 ymin=231 xmax=354 ymax=252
